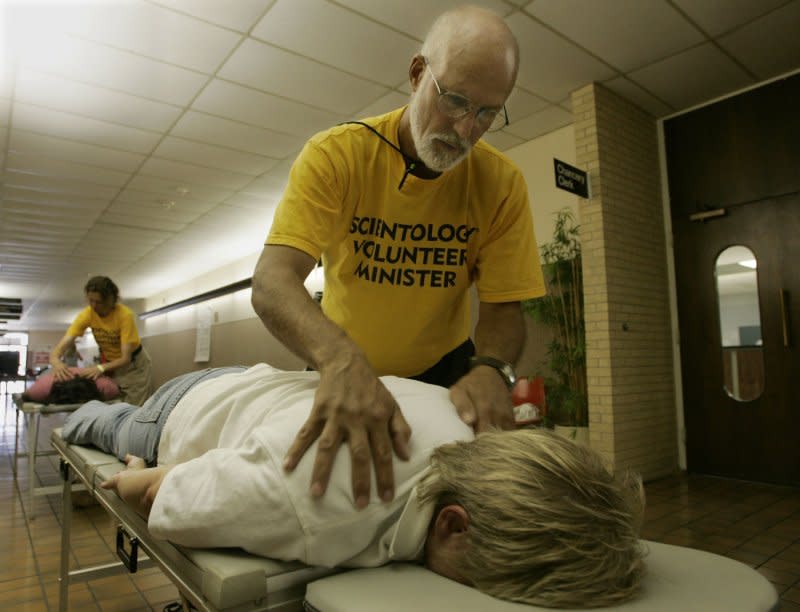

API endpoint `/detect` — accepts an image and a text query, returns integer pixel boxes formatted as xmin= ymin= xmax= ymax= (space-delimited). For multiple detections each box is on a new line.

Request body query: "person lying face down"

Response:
xmin=63 ymin=364 xmax=645 ymax=608
xmin=22 ymin=368 xmax=119 ymax=404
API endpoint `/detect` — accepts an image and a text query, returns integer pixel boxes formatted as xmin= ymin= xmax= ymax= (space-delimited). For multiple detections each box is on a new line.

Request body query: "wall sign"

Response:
xmin=553 ymin=159 xmax=590 ymax=198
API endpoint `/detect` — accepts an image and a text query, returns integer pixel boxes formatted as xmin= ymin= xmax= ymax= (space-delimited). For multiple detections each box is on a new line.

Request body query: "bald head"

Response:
xmin=420 ymin=5 xmax=519 ymax=96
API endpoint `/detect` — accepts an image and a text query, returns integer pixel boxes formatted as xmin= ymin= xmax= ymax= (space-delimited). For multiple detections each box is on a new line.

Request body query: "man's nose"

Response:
xmin=452 ymin=112 xmax=477 ymax=140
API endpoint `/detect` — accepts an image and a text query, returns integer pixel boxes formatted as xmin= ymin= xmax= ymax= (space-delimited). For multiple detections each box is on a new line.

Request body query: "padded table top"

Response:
xmin=305 ymin=541 xmax=779 ymax=611
xmin=51 ymin=428 xmax=338 ymax=611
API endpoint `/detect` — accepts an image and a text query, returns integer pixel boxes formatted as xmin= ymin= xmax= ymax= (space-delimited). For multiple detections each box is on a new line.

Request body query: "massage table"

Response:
xmin=51 ymin=428 xmax=779 ymax=612
xmin=13 ymin=396 xmax=87 ymax=519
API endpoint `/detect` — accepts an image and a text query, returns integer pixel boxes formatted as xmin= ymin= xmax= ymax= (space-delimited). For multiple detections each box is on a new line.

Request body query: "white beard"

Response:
xmin=409 ymin=98 xmax=472 ymax=172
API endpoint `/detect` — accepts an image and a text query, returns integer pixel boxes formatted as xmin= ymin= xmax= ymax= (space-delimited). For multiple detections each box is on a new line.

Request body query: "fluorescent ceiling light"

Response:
xmin=739 ymin=259 xmax=757 ymax=269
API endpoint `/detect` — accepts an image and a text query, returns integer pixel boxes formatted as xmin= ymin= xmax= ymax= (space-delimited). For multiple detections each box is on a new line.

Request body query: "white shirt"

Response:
xmin=148 ymin=364 xmax=474 ymax=567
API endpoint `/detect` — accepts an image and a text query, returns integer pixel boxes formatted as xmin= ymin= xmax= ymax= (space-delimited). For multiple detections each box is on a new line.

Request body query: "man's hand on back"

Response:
xmin=282 ymin=354 xmax=412 ymax=508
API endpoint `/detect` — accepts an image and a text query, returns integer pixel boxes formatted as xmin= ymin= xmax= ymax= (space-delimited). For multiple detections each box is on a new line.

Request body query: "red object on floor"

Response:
xmin=512 ymin=376 xmax=546 ymax=426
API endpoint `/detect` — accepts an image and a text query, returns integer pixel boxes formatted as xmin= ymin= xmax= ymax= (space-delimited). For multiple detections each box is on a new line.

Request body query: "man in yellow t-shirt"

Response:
xmin=251 ymin=6 xmax=545 ymax=508
xmin=50 ymin=276 xmax=153 ymax=405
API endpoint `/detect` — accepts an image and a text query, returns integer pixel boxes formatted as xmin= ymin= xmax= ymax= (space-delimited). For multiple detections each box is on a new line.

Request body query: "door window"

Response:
xmin=714 ymin=245 xmax=764 ymax=401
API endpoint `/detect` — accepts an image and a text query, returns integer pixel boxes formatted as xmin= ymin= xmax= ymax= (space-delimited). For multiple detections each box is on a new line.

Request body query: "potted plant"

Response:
xmin=522 ymin=208 xmax=588 ymax=441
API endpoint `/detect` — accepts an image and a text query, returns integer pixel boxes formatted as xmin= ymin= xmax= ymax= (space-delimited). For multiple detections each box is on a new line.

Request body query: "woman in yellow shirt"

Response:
xmin=50 ymin=276 xmax=153 ymax=405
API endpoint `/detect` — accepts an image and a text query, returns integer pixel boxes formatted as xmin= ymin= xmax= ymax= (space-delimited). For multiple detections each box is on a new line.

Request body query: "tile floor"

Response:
xmin=1 ymin=388 xmax=799 ymax=611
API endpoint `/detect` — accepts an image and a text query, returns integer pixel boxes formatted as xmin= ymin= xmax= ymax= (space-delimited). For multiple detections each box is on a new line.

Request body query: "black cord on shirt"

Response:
xmin=338 ymin=121 xmax=418 ymax=190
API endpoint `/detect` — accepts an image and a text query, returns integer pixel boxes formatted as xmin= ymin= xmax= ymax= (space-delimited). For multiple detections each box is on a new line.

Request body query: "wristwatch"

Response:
xmin=468 ymin=355 xmax=517 ymax=389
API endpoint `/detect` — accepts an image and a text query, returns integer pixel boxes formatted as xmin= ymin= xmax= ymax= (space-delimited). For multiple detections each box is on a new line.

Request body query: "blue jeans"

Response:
xmin=62 ymin=367 xmax=246 ymax=465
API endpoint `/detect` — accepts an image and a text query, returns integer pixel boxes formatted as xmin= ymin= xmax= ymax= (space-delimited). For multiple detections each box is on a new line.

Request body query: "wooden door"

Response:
xmin=672 ymin=198 xmax=799 ymax=485
xmin=665 ymin=74 xmax=800 ymax=485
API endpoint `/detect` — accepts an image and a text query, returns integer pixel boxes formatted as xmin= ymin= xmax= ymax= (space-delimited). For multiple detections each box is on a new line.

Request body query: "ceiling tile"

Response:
xmin=220 ymin=38 xmax=390 ymax=115
xmin=150 ymin=0 xmax=275 ymax=32
xmin=480 ymin=130 xmax=526 ymax=151
xmin=239 ymin=158 xmax=295 ymax=197
xmin=126 ymin=174 xmax=234 ymax=203
xmin=51 ymin=0 xmax=242 ymax=73
xmin=192 ymin=203 xmax=269 ymax=227
xmin=15 ymin=69 xmax=181 ymax=132
xmin=115 ymin=187 xmax=219 ymax=217
xmin=332 ymin=0 xmax=513 ymax=40
xmin=67 ymin=246 xmax=142 ymax=264
xmin=672 ymin=0 xmax=789 ymax=36
xmin=110 ymin=195 xmax=212 ymax=224
xmin=5 ymin=152 xmax=131 ymax=188
xmin=4 ymin=170 xmax=121 ymax=200
xmin=9 ymin=131 xmax=146 ymax=173
xmin=139 ymin=158 xmax=253 ymax=190
xmin=601 ymin=77 xmax=674 ymax=117
xmin=13 ymin=103 xmax=161 ymax=154
xmin=98 ymin=209 xmax=187 ymax=233
xmin=354 ymin=91 xmax=409 ymax=119
xmin=17 ymin=34 xmax=208 ymax=106
xmin=192 ymin=79 xmax=344 ymax=137
xmin=171 ymin=111 xmax=305 ymax=158
xmin=0 ymin=98 xmax=10 ymax=126
xmin=628 ymin=42 xmax=755 ymax=109
xmin=252 ymin=0 xmax=419 ymax=87
xmin=224 ymin=192 xmax=282 ymax=211
xmin=717 ymin=2 xmax=800 ymax=79
xmin=504 ymin=104 xmax=573 ymax=140
xmin=526 ymin=0 xmax=705 ymax=72
xmin=153 ymin=136 xmax=279 ymax=176
xmin=1 ymin=207 xmax=92 ymax=231
xmin=0 ymin=67 xmax=12 ymax=99
xmin=3 ymin=186 xmax=110 ymax=212
xmin=505 ymin=87 xmax=551 ymax=123
xmin=74 ymin=223 xmax=170 ymax=250
xmin=506 ymin=12 xmax=617 ymax=101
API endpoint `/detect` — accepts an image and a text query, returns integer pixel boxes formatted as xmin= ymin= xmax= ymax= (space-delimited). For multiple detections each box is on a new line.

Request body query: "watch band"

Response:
xmin=468 ymin=355 xmax=517 ymax=389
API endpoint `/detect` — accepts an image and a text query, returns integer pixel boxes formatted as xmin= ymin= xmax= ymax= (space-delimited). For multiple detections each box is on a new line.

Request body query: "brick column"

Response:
xmin=571 ymin=83 xmax=677 ymax=479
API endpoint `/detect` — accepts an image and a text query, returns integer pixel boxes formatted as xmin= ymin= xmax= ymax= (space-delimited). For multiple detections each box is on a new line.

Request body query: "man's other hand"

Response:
xmin=449 ymin=366 xmax=515 ymax=432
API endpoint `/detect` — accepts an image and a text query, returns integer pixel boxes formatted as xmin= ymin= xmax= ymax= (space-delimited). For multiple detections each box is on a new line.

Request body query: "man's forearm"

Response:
xmin=473 ymin=301 xmax=526 ymax=365
xmin=251 ymin=247 xmax=366 ymax=372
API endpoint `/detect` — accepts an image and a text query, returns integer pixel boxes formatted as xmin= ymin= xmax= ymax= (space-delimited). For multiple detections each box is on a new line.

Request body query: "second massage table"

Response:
xmin=51 ymin=428 xmax=779 ymax=612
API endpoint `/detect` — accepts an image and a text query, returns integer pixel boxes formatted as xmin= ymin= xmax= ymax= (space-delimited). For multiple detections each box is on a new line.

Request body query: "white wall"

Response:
xmin=140 ymin=254 xmax=261 ymax=337
xmin=503 ymin=125 xmax=579 ymax=246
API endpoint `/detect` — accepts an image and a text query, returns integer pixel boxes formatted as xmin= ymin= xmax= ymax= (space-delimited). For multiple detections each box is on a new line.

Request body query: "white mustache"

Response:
xmin=432 ymin=133 xmax=469 ymax=152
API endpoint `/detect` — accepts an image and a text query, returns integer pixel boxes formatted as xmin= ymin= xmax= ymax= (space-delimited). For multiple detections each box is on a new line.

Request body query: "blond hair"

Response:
xmin=417 ymin=429 xmax=645 ymax=608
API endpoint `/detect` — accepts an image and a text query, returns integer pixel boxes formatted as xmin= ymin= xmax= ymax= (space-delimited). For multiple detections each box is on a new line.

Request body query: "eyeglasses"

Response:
xmin=424 ymin=58 xmax=509 ymax=133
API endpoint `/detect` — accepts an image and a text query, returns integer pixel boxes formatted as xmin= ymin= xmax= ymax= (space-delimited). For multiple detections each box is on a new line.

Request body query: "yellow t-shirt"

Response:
xmin=66 ymin=303 xmax=141 ymax=361
xmin=267 ymin=107 xmax=545 ymax=377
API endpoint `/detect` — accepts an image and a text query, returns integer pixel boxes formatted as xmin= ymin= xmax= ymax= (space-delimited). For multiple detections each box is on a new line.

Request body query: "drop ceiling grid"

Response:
xmin=0 ymin=0 xmax=798 ymax=325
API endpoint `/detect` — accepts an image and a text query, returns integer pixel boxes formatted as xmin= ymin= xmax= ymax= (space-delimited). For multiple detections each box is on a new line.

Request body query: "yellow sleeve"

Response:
xmin=65 ymin=307 xmax=91 ymax=338
xmin=266 ymin=139 xmax=345 ymax=260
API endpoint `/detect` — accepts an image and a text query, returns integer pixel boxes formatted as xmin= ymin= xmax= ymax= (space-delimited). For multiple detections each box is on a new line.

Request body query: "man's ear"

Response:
xmin=432 ymin=504 xmax=470 ymax=542
xmin=408 ymin=54 xmax=426 ymax=92
xmin=426 ymin=505 xmax=471 ymax=585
